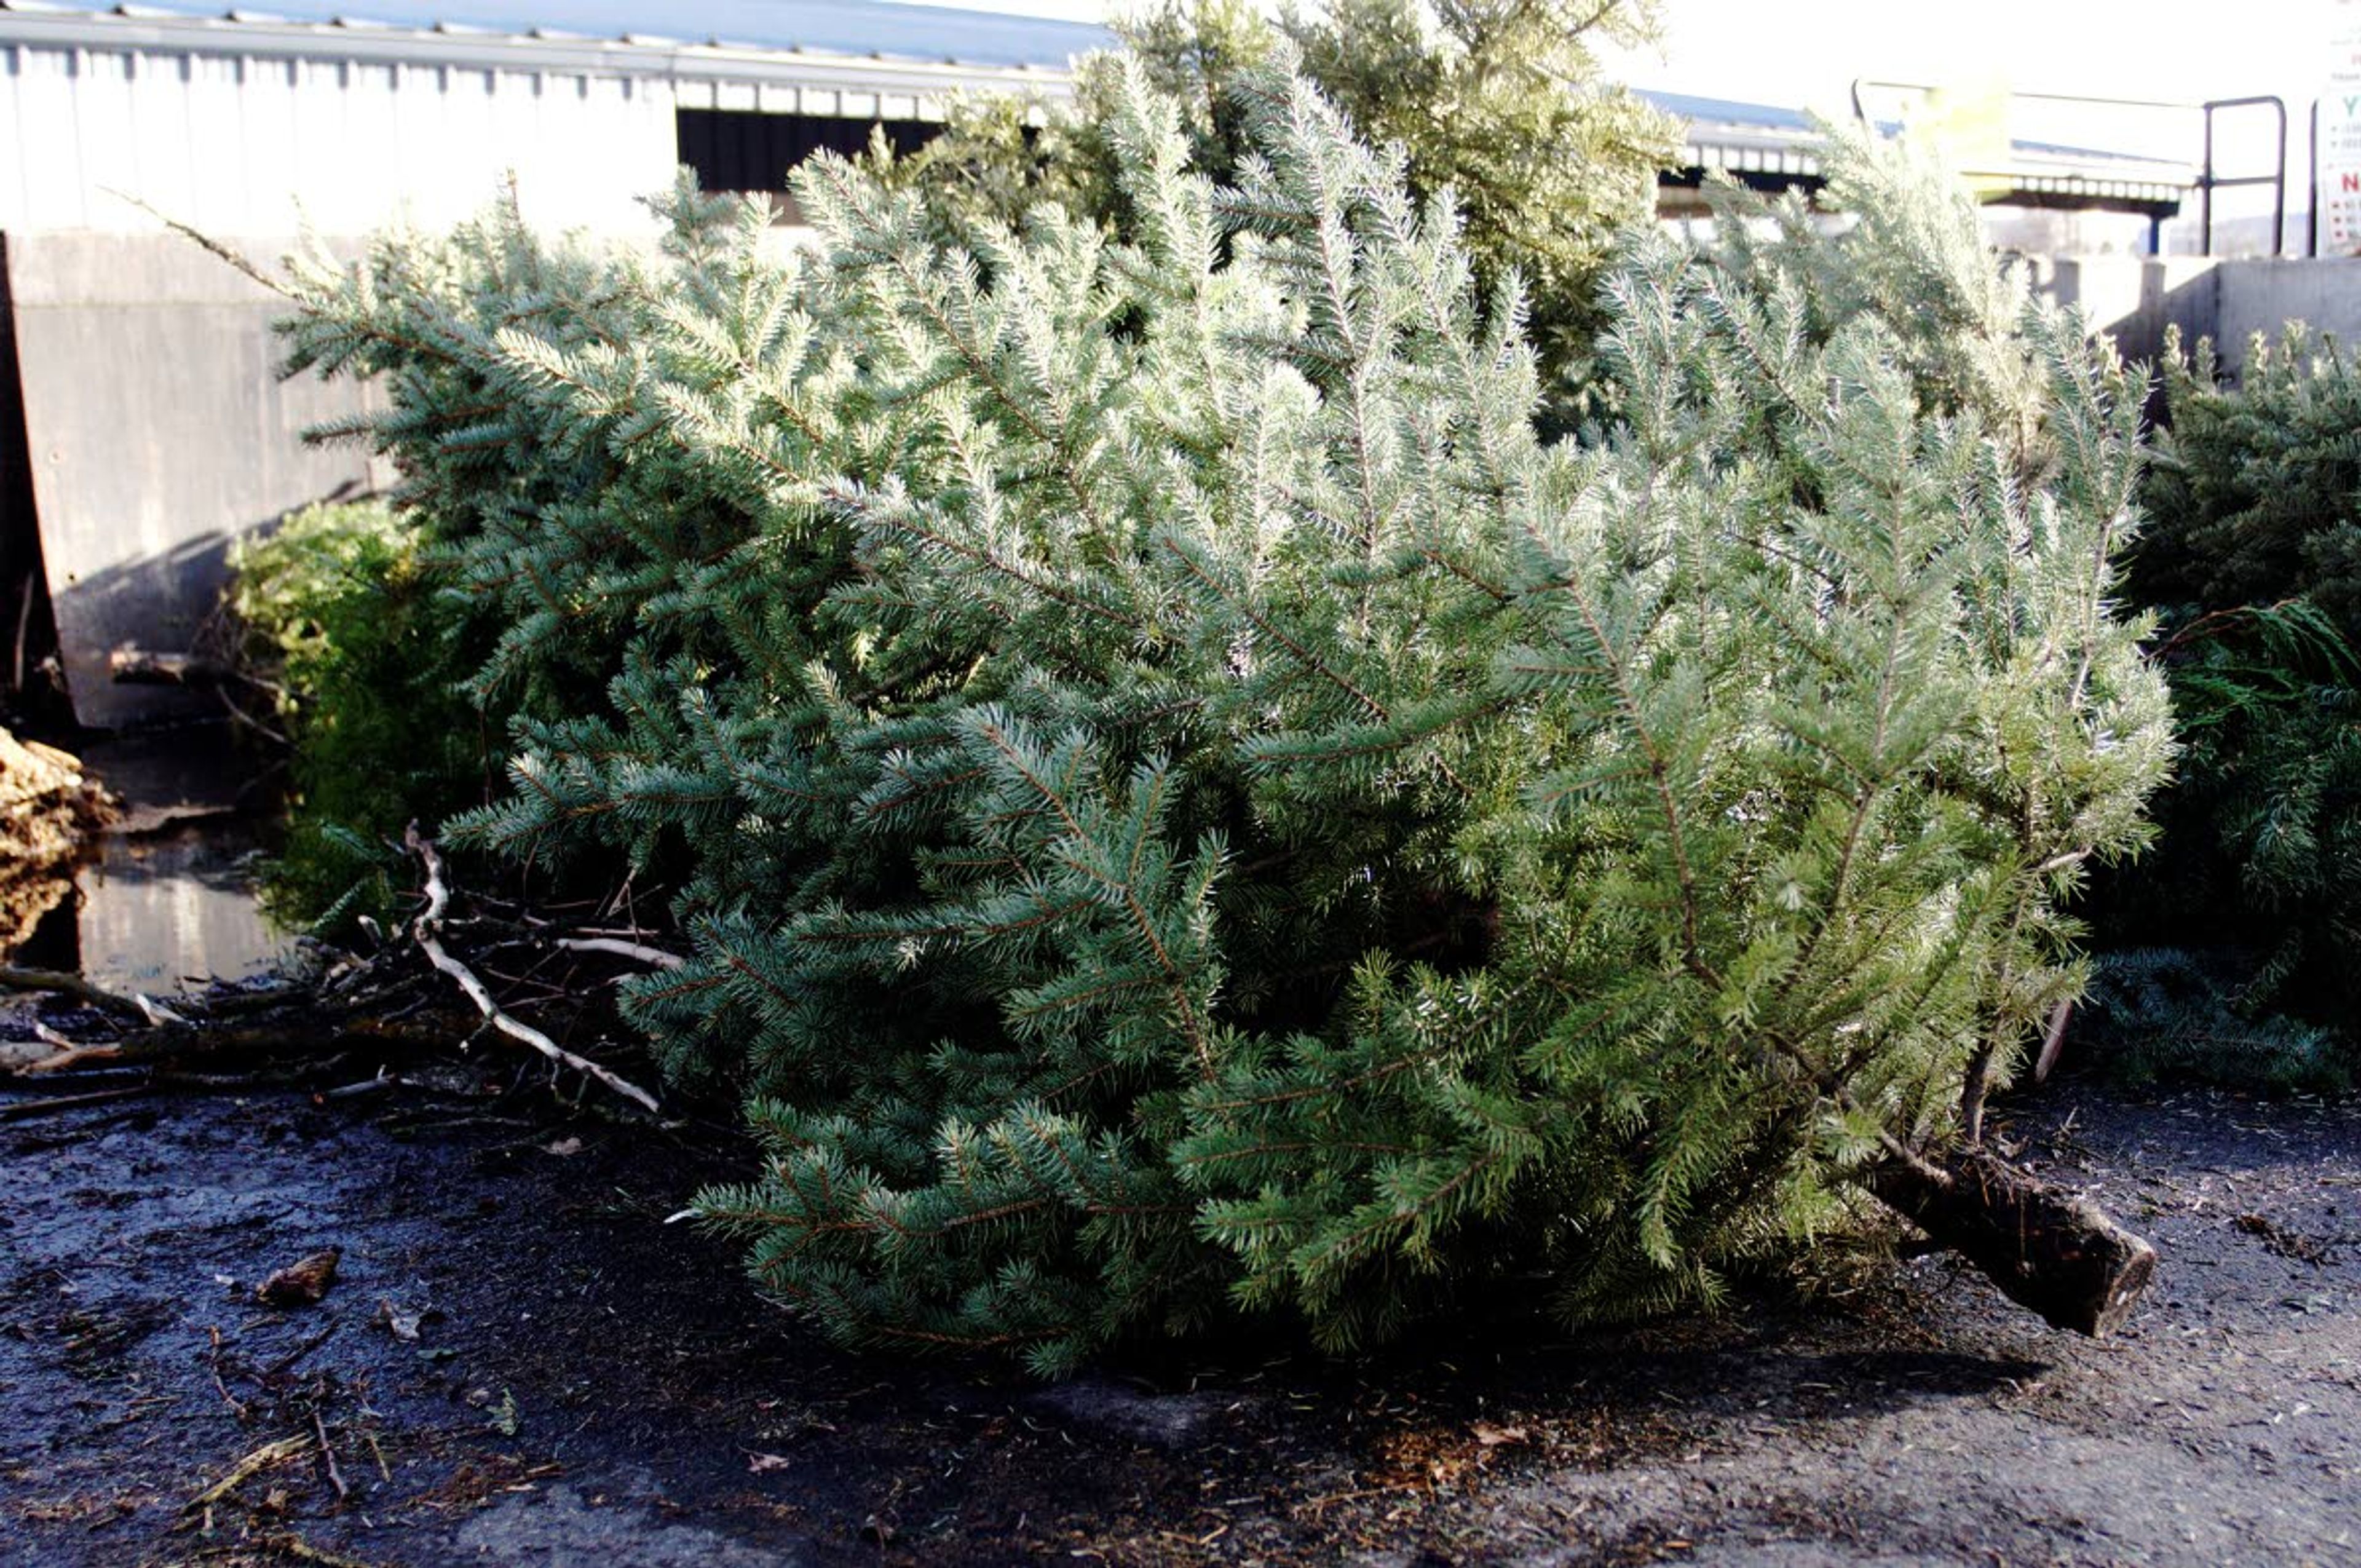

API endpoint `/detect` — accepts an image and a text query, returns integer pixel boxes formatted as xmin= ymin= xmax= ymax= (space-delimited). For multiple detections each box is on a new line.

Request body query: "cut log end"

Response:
xmin=1867 ymin=1146 xmax=2158 ymax=1338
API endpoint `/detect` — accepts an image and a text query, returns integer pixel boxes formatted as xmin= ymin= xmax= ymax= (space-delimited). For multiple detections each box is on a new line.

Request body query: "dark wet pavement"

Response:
xmin=1 ymin=1076 xmax=2357 ymax=1567
xmin=4 ymin=723 xmax=288 ymax=997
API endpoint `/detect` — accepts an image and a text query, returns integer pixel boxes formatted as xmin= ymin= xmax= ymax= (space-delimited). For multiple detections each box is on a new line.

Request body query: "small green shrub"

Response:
xmin=229 ymin=499 xmax=502 ymax=930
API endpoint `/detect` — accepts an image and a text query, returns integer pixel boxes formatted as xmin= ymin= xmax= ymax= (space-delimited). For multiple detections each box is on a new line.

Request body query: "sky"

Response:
xmin=887 ymin=0 xmax=2333 ymax=106
xmin=885 ymin=0 xmax=2342 ymax=174
xmin=1609 ymin=0 xmax=2338 ymax=193
xmin=1601 ymin=0 xmax=2332 ymax=116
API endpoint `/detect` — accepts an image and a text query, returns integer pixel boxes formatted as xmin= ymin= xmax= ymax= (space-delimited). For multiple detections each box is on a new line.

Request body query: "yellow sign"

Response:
xmin=1910 ymin=77 xmax=2015 ymax=202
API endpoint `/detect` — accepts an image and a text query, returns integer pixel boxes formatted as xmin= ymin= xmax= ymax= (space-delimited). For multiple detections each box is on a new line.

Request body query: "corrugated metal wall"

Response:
xmin=0 ymin=41 xmax=681 ymax=235
xmin=0 ymin=22 xmax=1042 ymax=722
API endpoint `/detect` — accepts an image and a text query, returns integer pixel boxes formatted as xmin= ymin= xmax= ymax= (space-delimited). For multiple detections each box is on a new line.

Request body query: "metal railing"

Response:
xmin=2199 ymin=96 xmax=2287 ymax=257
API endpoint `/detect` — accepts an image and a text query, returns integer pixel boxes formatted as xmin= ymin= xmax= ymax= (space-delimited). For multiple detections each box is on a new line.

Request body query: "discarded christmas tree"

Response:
xmin=274 ymin=63 xmax=2170 ymax=1369
xmin=2079 ymin=327 xmax=2361 ymax=1058
xmin=882 ymin=0 xmax=1675 ymax=414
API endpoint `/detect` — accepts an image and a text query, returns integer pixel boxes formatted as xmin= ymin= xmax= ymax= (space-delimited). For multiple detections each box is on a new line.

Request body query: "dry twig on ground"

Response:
xmin=403 ymin=825 xmax=660 ymax=1113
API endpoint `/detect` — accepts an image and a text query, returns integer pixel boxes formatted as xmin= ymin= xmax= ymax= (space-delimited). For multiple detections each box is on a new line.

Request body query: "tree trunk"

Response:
xmin=1865 ymin=1145 xmax=2156 ymax=1337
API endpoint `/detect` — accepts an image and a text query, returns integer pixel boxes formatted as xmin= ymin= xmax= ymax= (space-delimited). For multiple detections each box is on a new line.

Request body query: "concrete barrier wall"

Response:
xmin=2033 ymin=256 xmax=2361 ymax=381
xmin=2027 ymin=256 xmax=2218 ymax=370
xmin=2 ymin=231 xmax=382 ymax=729
xmin=2212 ymin=261 xmax=2361 ymax=363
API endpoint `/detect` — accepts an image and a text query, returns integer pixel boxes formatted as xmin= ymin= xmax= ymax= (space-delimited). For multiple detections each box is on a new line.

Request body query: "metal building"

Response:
xmin=0 ymin=0 xmax=1108 ymax=729
xmin=0 ymin=0 xmax=1108 ymax=235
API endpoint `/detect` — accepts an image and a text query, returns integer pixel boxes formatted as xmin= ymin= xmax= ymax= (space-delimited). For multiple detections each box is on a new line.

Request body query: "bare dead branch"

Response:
xmin=556 ymin=936 xmax=686 ymax=970
xmin=0 ymin=965 xmax=147 ymax=1022
xmin=2033 ymin=999 xmax=2074 ymax=1083
xmin=0 ymin=1085 xmax=151 ymax=1121
xmin=311 ymin=1409 xmax=349 ymax=1503
xmin=403 ymin=825 xmax=659 ymax=1114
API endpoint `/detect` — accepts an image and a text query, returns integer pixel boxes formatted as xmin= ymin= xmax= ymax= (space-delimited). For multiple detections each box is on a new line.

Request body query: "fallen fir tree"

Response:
xmin=251 ymin=62 xmax=2171 ymax=1369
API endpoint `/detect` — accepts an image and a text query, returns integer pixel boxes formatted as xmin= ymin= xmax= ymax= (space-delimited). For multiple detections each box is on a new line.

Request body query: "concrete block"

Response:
xmin=3 ymin=231 xmax=382 ymax=729
xmin=2029 ymin=255 xmax=2219 ymax=372
xmin=2211 ymin=259 xmax=2361 ymax=371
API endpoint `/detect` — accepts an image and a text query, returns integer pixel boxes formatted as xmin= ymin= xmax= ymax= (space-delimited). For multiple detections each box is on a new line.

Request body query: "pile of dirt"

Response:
xmin=0 ymin=727 xmax=111 ymax=950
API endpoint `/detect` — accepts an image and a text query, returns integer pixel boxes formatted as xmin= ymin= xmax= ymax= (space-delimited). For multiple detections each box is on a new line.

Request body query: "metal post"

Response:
xmin=2201 ymin=105 xmax=2215 ymax=253
xmin=2275 ymin=97 xmax=2290 ymax=256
